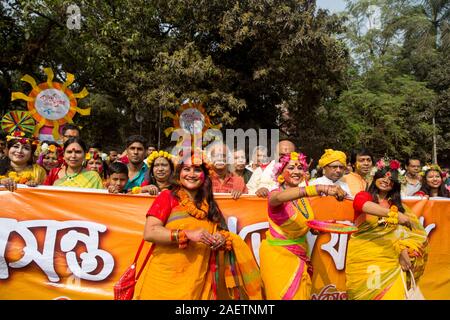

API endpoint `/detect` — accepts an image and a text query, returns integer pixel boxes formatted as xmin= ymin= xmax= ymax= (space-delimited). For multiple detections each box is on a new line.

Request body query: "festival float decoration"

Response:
xmin=11 ymin=68 xmax=90 ymax=142
xmin=162 ymin=100 xmax=222 ymax=161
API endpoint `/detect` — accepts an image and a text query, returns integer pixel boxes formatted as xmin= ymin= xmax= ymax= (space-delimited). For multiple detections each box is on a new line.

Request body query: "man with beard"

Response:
xmin=344 ymin=148 xmax=374 ymax=197
xmin=123 ymin=135 xmax=148 ymax=191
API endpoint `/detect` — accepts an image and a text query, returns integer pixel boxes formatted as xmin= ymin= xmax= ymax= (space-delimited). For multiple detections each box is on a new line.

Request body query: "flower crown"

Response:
xmin=6 ymin=130 xmax=37 ymax=145
xmin=85 ymin=151 xmax=108 ymax=161
xmin=420 ymin=164 xmax=447 ymax=180
xmin=147 ymin=150 xmax=173 ymax=166
xmin=371 ymin=157 xmax=406 ymax=183
xmin=272 ymin=151 xmax=308 ymax=183
xmin=35 ymin=142 xmax=64 ymax=167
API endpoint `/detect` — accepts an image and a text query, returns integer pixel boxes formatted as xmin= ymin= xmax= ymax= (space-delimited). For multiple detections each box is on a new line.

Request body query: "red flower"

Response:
xmin=390 ymin=160 xmax=400 ymax=170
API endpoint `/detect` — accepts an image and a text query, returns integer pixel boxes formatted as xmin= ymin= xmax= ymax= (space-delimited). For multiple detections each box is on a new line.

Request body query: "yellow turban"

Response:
xmin=318 ymin=149 xmax=347 ymax=168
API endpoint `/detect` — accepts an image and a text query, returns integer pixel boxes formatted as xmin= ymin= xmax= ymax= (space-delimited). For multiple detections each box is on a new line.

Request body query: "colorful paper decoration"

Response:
xmin=11 ymin=68 xmax=90 ymax=140
xmin=1 ymin=110 xmax=36 ymax=135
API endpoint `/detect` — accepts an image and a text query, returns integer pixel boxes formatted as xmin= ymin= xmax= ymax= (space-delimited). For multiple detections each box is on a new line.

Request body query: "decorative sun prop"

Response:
xmin=11 ymin=68 xmax=90 ymax=140
xmin=163 ymin=101 xmax=221 ymax=137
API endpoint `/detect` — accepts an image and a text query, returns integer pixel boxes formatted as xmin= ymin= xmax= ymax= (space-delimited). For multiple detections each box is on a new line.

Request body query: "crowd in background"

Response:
xmin=0 ymin=124 xmax=449 ymax=199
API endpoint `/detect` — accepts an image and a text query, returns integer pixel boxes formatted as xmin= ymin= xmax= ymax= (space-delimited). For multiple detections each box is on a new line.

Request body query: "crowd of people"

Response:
xmin=1 ymin=124 xmax=449 ymax=300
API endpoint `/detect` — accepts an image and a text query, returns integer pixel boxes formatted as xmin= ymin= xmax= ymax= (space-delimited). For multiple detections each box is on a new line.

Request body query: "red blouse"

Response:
xmin=353 ymin=191 xmax=374 ymax=218
xmin=146 ymin=190 xmax=179 ymax=224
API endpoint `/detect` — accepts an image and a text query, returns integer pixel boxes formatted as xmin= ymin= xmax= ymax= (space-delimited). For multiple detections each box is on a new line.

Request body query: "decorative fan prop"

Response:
xmin=11 ymin=68 xmax=90 ymax=141
xmin=1 ymin=110 xmax=36 ymax=135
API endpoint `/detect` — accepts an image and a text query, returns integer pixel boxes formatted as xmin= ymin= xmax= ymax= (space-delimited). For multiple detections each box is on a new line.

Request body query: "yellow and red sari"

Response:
xmin=346 ymin=192 xmax=428 ymax=300
xmin=135 ymin=190 xmax=262 ymax=300
xmin=259 ymin=189 xmax=314 ymax=300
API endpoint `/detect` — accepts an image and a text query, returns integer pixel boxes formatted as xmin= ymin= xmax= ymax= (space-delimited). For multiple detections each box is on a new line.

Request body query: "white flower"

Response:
xmin=41 ymin=143 xmax=49 ymax=153
xmin=398 ymin=169 xmax=406 ymax=175
xmin=422 ymin=166 xmax=430 ymax=172
xmin=370 ymin=167 xmax=378 ymax=176
xmin=101 ymin=153 xmax=108 ymax=161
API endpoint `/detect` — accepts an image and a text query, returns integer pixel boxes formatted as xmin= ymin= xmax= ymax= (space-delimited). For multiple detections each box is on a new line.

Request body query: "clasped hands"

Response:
xmin=184 ymin=228 xmax=226 ymax=250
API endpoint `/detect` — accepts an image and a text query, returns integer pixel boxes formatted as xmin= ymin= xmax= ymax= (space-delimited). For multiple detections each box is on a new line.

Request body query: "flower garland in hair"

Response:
xmin=6 ymin=130 xmax=36 ymax=145
xmin=371 ymin=157 xmax=406 ymax=184
xmin=177 ymin=188 xmax=209 ymax=219
xmin=272 ymin=151 xmax=308 ymax=183
xmin=420 ymin=163 xmax=447 ymax=180
xmin=147 ymin=150 xmax=173 ymax=166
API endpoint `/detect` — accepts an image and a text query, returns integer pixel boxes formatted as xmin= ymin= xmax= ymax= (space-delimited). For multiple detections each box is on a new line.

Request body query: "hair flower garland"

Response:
xmin=373 ymin=156 xmax=406 ymax=184
xmin=272 ymin=151 xmax=308 ymax=183
xmin=147 ymin=150 xmax=172 ymax=166
xmin=420 ymin=163 xmax=447 ymax=179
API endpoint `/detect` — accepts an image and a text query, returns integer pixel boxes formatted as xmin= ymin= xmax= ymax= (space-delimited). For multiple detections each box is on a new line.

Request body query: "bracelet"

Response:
xmin=170 ymin=229 xmax=179 ymax=243
xmin=218 ymin=230 xmax=232 ymax=251
xmin=385 ymin=205 xmax=399 ymax=225
xmin=178 ymin=230 xmax=189 ymax=249
xmin=305 ymin=185 xmax=318 ymax=197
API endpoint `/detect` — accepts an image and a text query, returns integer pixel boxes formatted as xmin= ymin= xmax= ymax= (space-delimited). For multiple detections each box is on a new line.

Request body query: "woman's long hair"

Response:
xmin=367 ymin=167 xmax=405 ymax=213
xmin=170 ymin=162 xmax=227 ymax=229
xmin=418 ymin=169 xmax=450 ymax=197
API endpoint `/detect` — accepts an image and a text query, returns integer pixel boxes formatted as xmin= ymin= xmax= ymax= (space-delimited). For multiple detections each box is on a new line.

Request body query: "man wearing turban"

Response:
xmin=310 ymin=149 xmax=352 ymax=196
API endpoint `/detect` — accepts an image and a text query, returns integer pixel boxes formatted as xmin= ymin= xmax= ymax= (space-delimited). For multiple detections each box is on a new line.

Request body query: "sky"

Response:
xmin=316 ymin=0 xmax=347 ymax=13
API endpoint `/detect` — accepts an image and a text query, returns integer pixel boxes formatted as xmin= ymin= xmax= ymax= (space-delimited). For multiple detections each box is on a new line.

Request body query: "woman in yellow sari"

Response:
xmin=0 ymin=131 xmax=46 ymax=191
xmin=135 ymin=154 xmax=262 ymax=300
xmin=259 ymin=152 xmax=347 ymax=300
xmin=346 ymin=158 xmax=428 ymax=300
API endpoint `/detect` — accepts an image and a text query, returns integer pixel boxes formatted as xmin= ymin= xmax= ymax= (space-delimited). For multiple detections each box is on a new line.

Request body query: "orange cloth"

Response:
xmin=344 ymin=172 xmax=368 ymax=197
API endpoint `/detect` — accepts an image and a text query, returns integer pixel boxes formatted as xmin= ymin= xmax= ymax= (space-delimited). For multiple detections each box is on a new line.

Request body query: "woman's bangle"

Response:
xmin=170 ymin=229 xmax=179 ymax=243
xmin=386 ymin=205 xmax=399 ymax=225
xmin=305 ymin=185 xmax=318 ymax=197
xmin=178 ymin=230 xmax=189 ymax=249
xmin=218 ymin=230 xmax=232 ymax=251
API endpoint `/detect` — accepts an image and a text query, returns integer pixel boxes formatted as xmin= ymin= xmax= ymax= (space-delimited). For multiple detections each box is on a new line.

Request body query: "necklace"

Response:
xmin=291 ymin=198 xmax=310 ymax=219
xmin=65 ymin=167 xmax=83 ymax=180
xmin=177 ymin=188 xmax=209 ymax=219
xmin=280 ymin=184 xmax=310 ymax=219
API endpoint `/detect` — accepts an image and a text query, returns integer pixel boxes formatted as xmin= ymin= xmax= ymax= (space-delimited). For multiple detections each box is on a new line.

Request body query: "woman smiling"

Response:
xmin=44 ymin=137 xmax=104 ymax=189
xmin=0 ymin=131 xmax=46 ymax=192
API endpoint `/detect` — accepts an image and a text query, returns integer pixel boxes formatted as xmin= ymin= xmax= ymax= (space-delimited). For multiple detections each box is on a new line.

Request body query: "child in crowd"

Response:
xmin=107 ymin=162 xmax=129 ymax=194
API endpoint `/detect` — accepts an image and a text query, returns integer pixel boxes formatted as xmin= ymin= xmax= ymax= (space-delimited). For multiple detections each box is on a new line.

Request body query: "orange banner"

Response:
xmin=0 ymin=187 xmax=449 ymax=299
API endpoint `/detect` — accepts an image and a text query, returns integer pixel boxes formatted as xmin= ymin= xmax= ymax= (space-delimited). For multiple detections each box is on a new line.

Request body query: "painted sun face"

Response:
xmin=11 ymin=68 xmax=90 ymax=141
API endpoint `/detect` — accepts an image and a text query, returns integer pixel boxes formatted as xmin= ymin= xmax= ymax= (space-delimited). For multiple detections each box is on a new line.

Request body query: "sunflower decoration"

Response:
xmin=11 ymin=68 xmax=91 ymax=141
xmin=162 ymin=100 xmax=221 ymax=138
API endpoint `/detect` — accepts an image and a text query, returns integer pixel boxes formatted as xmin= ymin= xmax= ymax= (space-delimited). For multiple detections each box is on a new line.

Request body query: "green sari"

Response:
xmin=54 ymin=170 xmax=104 ymax=189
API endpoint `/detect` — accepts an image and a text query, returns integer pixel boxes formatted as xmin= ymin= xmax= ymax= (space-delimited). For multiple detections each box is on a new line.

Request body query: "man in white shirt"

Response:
xmin=309 ymin=149 xmax=352 ymax=197
xmin=247 ymin=140 xmax=296 ymax=197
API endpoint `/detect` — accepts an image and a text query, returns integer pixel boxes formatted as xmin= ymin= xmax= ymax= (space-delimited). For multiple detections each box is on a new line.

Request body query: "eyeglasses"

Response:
xmin=327 ymin=165 xmax=345 ymax=170
xmin=64 ymin=135 xmax=78 ymax=139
